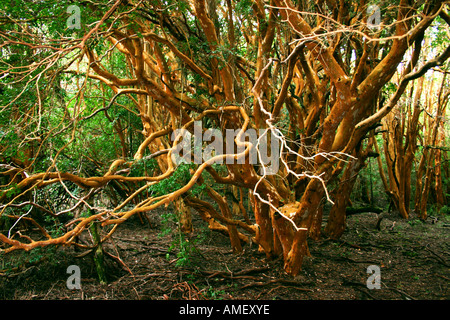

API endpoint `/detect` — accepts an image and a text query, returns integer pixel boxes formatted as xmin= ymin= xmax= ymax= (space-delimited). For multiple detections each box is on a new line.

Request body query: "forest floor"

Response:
xmin=1 ymin=208 xmax=449 ymax=300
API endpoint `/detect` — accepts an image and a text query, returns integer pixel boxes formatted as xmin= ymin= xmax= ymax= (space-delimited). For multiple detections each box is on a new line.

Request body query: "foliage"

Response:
xmin=160 ymin=211 xmax=204 ymax=268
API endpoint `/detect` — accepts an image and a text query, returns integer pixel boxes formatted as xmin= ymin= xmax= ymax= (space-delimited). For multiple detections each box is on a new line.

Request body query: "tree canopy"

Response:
xmin=1 ymin=0 xmax=449 ymax=276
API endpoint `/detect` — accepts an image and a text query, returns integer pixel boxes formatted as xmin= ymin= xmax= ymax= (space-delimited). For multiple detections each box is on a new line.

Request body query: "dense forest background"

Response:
xmin=0 ymin=0 xmax=449 ymax=299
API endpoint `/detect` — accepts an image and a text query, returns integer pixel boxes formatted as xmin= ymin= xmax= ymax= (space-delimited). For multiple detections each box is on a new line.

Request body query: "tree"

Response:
xmin=1 ymin=0 xmax=449 ymax=276
xmin=414 ymin=70 xmax=449 ymax=219
xmin=375 ymin=22 xmax=450 ymax=220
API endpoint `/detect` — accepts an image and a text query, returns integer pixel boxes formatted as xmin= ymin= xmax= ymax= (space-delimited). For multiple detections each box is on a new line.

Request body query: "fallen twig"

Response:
xmin=240 ymin=279 xmax=314 ymax=291
xmin=255 ymin=285 xmax=313 ymax=299
xmin=425 ymin=247 xmax=449 ymax=267
xmin=336 ymin=239 xmax=364 ymax=250
xmin=386 ymin=286 xmax=416 ymax=300
xmin=341 ymin=279 xmax=380 ymax=300
xmin=198 ymin=266 xmax=271 ymax=279
xmin=352 ymin=286 xmax=379 ymax=300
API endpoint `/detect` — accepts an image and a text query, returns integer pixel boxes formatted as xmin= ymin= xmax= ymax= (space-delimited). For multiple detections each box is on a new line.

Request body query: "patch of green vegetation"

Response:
xmin=402 ymin=250 xmax=418 ymax=257
xmin=159 ymin=211 xmax=205 ymax=268
xmin=205 ymin=286 xmax=226 ymax=300
xmin=407 ymin=219 xmax=423 ymax=227
xmin=0 ymin=246 xmax=61 ymax=276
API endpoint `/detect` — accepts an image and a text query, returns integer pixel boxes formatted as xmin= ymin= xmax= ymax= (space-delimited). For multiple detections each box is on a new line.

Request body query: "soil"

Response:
xmin=1 ymin=209 xmax=449 ymax=300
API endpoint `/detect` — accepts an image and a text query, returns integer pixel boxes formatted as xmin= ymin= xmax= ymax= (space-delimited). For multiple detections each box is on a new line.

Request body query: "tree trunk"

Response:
xmin=325 ymin=154 xmax=367 ymax=239
xmin=89 ymin=211 xmax=107 ymax=285
xmin=175 ymin=198 xmax=193 ymax=234
xmin=251 ymin=191 xmax=276 ymax=258
xmin=274 ymin=178 xmax=325 ymax=275
xmin=272 ymin=202 xmax=309 ymax=276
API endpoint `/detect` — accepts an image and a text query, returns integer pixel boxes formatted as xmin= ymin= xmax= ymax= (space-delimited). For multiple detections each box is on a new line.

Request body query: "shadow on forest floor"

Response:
xmin=1 ymin=209 xmax=449 ymax=300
